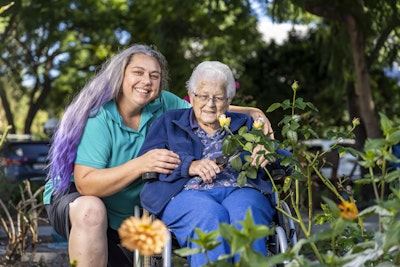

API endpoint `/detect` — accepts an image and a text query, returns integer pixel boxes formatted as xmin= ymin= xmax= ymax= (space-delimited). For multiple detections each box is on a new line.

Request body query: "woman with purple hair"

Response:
xmin=43 ymin=44 xmax=274 ymax=267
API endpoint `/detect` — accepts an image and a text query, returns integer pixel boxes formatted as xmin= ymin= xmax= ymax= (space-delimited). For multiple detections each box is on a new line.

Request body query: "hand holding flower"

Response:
xmin=251 ymin=144 xmax=275 ymax=168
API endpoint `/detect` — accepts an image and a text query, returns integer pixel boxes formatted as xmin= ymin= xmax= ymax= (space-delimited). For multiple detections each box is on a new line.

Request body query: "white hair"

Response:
xmin=186 ymin=61 xmax=236 ymax=99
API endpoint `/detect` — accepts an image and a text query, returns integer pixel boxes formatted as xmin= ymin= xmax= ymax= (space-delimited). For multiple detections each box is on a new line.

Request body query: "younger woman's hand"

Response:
xmin=140 ymin=149 xmax=180 ymax=174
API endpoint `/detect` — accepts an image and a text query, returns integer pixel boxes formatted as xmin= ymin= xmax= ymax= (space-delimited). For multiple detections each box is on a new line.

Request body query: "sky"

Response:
xmin=253 ymin=6 xmax=400 ymax=83
xmin=251 ymin=1 xmax=308 ymax=44
xmin=257 ymin=17 xmax=308 ymax=44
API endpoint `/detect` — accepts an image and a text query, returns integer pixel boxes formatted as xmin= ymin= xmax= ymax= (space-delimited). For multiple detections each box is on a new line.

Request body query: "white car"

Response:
xmin=301 ymin=139 xmax=362 ymax=180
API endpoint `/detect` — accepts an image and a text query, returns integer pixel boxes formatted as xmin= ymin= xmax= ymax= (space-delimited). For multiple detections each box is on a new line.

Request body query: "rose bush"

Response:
xmin=175 ymin=82 xmax=400 ymax=266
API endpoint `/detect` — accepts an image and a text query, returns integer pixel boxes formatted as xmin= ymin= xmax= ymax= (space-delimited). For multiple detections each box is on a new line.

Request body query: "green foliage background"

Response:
xmin=0 ymin=0 xmax=399 ymax=142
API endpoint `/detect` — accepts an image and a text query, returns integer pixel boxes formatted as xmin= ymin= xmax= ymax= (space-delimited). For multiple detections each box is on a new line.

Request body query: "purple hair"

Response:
xmin=48 ymin=44 xmax=169 ymax=194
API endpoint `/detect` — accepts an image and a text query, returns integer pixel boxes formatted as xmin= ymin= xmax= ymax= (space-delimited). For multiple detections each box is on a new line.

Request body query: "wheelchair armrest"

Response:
xmin=142 ymin=172 xmax=159 ymax=181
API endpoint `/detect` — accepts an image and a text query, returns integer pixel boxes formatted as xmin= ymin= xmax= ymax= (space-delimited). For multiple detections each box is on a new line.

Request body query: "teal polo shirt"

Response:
xmin=44 ymin=91 xmax=190 ymax=230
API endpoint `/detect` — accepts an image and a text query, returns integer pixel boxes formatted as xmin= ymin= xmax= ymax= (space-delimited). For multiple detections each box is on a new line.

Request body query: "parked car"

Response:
xmin=0 ymin=136 xmax=49 ymax=184
xmin=302 ymin=139 xmax=362 ymax=180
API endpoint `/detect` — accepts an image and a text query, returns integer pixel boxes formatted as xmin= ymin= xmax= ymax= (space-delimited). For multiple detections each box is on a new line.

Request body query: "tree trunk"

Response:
xmin=0 ymin=83 xmax=15 ymax=133
xmin=343 ymin=15 xmax=381 ymax=139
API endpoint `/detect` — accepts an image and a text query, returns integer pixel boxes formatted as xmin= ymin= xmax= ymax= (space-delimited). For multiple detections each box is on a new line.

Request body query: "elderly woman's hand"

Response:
xmin=189 ymin=159 xmax=221 ymax=184
xmin=251 ymin=109 xmax=275 ymax=139
xmin=251 ymin=144 xmax=275 ymax=168
xmin=227 ymin=106 xmax=274 ymax=139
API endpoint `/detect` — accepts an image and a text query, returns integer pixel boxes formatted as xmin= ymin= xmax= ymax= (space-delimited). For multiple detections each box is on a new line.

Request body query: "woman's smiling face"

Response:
xmin=120 ymin=53 xmax=162 ymax=108
xmin=191 ymin=80 xmax=230 ymax=133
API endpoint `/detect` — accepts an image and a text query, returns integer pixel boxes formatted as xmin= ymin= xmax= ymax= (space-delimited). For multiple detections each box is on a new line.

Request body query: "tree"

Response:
xmin=120 ymin=0 xmax=264 ymax=97
xmin=260 ymin=0 xmax=400 ymax=143
xmin=0 ymin=0 xmax=264 ymax=134
xmin=242 ymin=30 xmax=337 ymax=138
xmin=0 ymin=0 xmax=131 ymax=133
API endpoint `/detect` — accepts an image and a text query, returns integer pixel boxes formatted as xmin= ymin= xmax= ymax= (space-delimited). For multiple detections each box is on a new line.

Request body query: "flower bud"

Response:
xmin=352 ymin=117 xmax=360 ymax=127
xmin=292 ymin=81 xmax=299 ymax=91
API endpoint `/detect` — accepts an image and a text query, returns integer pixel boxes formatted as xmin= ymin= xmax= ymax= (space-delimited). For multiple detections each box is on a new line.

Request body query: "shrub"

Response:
xmin=175 ymin=81 xmax=400 ymax=266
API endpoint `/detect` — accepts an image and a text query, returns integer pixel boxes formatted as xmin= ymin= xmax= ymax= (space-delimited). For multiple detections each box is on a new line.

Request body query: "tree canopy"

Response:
xmin=0 ymin=0 xmax=264 ymax=134
xmin=0 ymin=0 xmax=399 ymax=146
xmin=258 ymin=0 xmax=400 ymax=144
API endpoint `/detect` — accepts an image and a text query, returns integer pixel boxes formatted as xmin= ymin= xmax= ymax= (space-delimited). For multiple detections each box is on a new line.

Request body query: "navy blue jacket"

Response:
xmin=138 ymin=108 xmax=290 ymax=215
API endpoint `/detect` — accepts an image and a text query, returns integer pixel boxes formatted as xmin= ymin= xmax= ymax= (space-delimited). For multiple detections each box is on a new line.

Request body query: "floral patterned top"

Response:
xmin=184 ymin=127 xmax=253 ymax=190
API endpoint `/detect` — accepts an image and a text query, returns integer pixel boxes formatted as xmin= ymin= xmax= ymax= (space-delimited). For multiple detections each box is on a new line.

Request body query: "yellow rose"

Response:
xmin=219 ymin=114 xmax=231 ymax=128
xmin=253 ymin=117 xmax=265 ymax=130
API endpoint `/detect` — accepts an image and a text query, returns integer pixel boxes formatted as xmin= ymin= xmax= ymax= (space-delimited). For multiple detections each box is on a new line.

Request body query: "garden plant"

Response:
xmin=171 ymin=81 xmax=400 ymax=266
xmin=0 ymin=124 xmax=49 ymax=266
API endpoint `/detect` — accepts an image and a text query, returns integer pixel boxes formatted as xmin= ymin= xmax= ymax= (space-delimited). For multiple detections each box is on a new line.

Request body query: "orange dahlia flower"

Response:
xmin=118 ymin=214 xmax=169 ymax=256
xmin=338 ymin=200 xmax=358 ymax=220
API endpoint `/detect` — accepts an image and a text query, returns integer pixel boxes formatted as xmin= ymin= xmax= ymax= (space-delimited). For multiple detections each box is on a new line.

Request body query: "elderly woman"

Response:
xmin=138 ymin=61 xmax=289 ymax=266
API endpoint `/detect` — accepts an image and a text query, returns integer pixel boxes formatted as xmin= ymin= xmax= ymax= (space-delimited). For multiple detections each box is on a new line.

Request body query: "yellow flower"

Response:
xmin=219 ymin=114 xmax=231 ymax=128
xmin=118 ymin=214 xmax=169 ymax=256
xmin=338 ymin=200 xmax=358 ymax=220
xmin=253 ymin=117 xmax=265 ymax=130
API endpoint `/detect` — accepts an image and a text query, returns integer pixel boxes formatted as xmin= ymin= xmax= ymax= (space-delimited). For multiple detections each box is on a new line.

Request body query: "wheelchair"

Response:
xmin=133 ymin=192 xmax=297 ymax=267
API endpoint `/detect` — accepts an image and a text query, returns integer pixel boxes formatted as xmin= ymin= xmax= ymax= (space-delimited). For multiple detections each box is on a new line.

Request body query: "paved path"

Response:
xmin=0 ymin=224 xmax=68 ymax=266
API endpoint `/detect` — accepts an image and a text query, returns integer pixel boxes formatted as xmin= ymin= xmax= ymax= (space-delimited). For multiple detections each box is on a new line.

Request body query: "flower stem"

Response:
xmin=312 ymin=165 xmax=345 ymax=202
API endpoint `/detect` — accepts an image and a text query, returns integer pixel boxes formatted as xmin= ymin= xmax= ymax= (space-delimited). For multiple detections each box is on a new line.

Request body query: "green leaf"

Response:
xmin=387 ymin=129 xmax=400 ymax=145
xmin=291 ymin=115 xmax=301 ymax=123
xmin=242 ymin=133 xmax=257 ymax=142
xmin=379 ymin=112 xmax=393 ymax=135
xmin=281 ymin=99 xmax=291 ymax=109
xmin=246 ymin=166 xmax=258 ymax=179
xmin=231 ymin=156 xmax=243 ymax=172
xmin=222 ymin=135 xmax=240 ymax=155
xmin=241 ymin=209 xmax=256 ymax=229
xmin=256 ymin=252 xmax=290 ymax=266
xmin=386 ymin=169 xmax=400 ymax=183
xmin=306 ymin=102 xmax=319 ymax=112
xmin=243 ymin=142 xmax=254 ymax=152
xmin=174 ymin=246 xmax=203 ymax=257
xmin=191 ymin=228 xmax=221 ymax=251
xmin=283 ymin=176 xmax=292 ymax=192
xmin=229 ymin=232 xmax=251 ymax=256
xmin=219 ymin=223 xmax=237 ymax=243
xmin=239 ymin=126 xmax=249 ymax=135
xmin=287 ymin=130 xmax=298 ymax=144
xmin=266 ymin=102 xmax=282 ymax=112
xmin=321 ymin=196 xmax=340 ymax=215
xmin=240 ymin=248 xmax=270 ymax=267
xmin=364 ymin=138 xmax=386 ymax=151
xmin=237 ymin=171 xmax=247 ymax=187
xmin=383 ymin=225 xmax=400 ymax=251
xmin=243 ymin=154 xmax=253 ymax=163
xmin=295 ymin=98 xmax=307 ymax=109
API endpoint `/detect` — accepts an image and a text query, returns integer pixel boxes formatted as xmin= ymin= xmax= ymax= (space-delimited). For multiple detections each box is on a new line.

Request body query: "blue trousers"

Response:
xmin=160 ymin=187 xmax=275 ymax=267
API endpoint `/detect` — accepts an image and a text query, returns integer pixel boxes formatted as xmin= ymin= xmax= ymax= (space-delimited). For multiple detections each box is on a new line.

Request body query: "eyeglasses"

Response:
xmin=192 ymin=93 xmax=229 ymax=105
